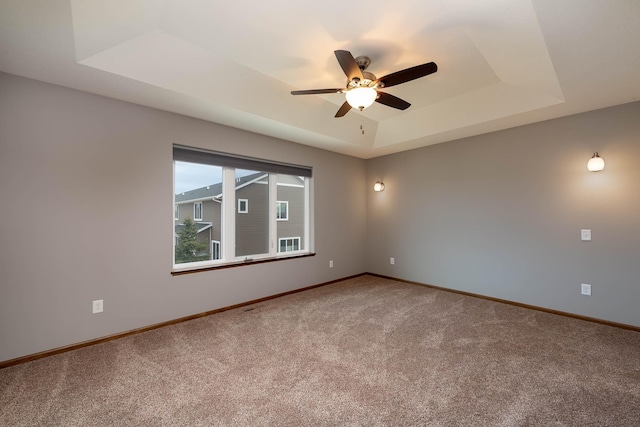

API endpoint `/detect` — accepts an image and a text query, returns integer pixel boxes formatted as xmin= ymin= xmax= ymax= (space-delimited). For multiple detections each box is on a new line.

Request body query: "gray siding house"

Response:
xmin=175 ymin=173 xmax=305 ymax=261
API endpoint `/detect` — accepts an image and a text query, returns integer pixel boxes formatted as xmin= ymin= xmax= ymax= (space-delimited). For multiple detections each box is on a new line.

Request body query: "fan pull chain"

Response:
xmin=360 ymin=117 xmax=365 ymax=135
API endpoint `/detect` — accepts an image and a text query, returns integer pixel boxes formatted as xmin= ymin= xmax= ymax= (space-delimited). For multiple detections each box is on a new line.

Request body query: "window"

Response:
xmin=173 ymin=145 xmax=312 ymax=270
xmin=211 ymin=240 xmax=221 ymax=260
xmin=174 ymin=162 xmax=223 ymax=265
xmin=278 ymin=237 xmax=300 ymax=253
xmin=174 ymin=204 xmax=179 ymax=220
xmin=238 ymin=199 xmax=248 ymax=213
xmin=276 ymin=201 xmax=288 ymax=221
xmin=194 ymin=202 xmax=203 ymax=221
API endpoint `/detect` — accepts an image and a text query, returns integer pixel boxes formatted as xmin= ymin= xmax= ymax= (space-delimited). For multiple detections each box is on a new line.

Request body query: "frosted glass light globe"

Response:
xmin=345 ymin=87 xmax=377 ymax=110
xmin=587 ymin=153 xmax=605 ymax=172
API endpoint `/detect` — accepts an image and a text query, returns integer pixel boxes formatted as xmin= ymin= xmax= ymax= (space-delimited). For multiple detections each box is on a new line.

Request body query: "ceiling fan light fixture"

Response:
xmin=291 ymin=50 xmax=437 ymax=117
xmin=345 ymin=87 xmax=377 ymax=110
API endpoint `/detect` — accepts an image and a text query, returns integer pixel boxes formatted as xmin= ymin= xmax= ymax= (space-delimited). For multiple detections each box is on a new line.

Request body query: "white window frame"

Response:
xmin=278 ymin=237 xmax=301 ymax=253
xmin=174 ymin=204 xmax=179 ymax=220
xmin=173 ymin=146 xmax=313 ymax=271
xmin=211 ymin=240 xmax=221 ymax=260
xmin=276 ymin=201 xmax=288 ymax=221
xmin=194 ymin=202 xmax=203 ymax=221
xmin=238 ymin=198 xmax=248 ymax=213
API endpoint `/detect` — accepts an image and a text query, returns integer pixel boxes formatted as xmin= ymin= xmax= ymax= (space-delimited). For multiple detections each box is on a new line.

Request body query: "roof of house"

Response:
xmin=175 ymin=172 xmax=266 ymax=203
xmin=174 ymin=222 xmax=212 ymax=234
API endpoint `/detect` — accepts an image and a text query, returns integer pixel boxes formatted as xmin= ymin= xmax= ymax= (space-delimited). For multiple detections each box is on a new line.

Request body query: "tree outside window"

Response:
xmin=175 ymin=218 xmax=208 ymax=263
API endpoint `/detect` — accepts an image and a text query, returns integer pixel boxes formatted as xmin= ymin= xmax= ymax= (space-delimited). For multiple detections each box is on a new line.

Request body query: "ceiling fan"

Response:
xmin=291 ymin=50 xmax=437 ymax=117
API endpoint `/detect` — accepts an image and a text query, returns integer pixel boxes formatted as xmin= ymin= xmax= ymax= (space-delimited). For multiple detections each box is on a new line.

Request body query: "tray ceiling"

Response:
xmin=1 ymin=0 xmax=639 ymax=158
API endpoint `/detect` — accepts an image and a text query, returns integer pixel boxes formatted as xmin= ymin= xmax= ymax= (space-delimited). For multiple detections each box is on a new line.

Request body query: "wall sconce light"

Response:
xmin=373 ymin=181 xmax=385 ymax=192
xmin=587 ymin=152 xmax=605 ymax=172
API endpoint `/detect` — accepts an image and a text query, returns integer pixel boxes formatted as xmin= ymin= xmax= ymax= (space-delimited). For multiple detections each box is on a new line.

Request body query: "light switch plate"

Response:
xmin=581 ymin=229 xmax=591 ymax=241
xmin=581 ymin=284 xmax=592 ymax=296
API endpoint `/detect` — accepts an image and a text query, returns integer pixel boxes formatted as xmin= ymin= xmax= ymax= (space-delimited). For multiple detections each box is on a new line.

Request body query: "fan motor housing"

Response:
xmin=346 ymin=55 xmax=376 ymax=89
xmin=355 ymin=55 xmax=371 ymax=70
xmin=348 ymin=71 xmax=377 ymax=88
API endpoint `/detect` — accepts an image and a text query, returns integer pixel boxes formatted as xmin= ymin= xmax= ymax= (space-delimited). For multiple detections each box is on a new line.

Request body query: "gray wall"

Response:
xmin=366 ymin=101 xmax=640 ymax=327
xmin=0 ymin=72 xmax=367 ymax=363
xmin=2 ymin=70 xmax=639 ymax=364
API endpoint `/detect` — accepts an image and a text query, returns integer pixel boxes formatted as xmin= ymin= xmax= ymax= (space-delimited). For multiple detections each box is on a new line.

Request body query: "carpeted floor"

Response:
xmin=1 ymin=275 xmax=639 ymax=426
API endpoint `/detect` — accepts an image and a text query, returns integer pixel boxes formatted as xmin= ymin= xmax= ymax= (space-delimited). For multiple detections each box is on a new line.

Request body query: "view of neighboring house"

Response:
xmin=174 ymin=172 xmax=305 ymax=261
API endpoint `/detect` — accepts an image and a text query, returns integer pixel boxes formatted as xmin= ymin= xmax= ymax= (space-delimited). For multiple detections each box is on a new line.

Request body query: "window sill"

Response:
xmin=171 ymin=252 xmax=316 ymax=276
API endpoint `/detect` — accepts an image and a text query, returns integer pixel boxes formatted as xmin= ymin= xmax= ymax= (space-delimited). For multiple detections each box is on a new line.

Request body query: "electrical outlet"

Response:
xmin=329 ymin=260 xmax=334 ymax=268
xmin=581 ymin=229 xmax=591 ymax=241
xmin=92 ymin=299 xmax=103 ymax=314
xmin=581 ymin=284 xmax=591 ymax=296
xmin=390 ymin=257 xmax=395 ymax=265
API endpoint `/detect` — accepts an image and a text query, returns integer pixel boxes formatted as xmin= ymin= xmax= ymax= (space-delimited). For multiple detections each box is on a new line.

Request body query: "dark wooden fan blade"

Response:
xmin=291 ymin=88 xmax=342 ymax=95
xmin=377 ymin=62 xmax=437 ymax=88
xmin=375 ymin=92 xmax=411 ymax=110
xmin=335 ymin=101 xmax=352 ymax=117
xmin=334 ymin=50 xmax=364 ymax=82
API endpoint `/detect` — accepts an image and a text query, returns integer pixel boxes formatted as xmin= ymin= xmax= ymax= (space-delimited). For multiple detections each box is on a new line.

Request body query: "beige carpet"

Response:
xmin=1 ymin=275 xmax=639 ymax=426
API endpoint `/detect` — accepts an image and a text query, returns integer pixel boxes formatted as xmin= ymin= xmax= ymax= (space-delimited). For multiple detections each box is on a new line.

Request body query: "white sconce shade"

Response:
xmin=587 ymin=152 xmax=605 ymax=172
xmin=373 ymin=181 xmax=385 ymax=192
xmin=345 ymin=87 xmax=377 ymax=110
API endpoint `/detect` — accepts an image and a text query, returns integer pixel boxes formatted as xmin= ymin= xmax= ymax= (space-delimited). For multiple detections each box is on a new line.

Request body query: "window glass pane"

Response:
xmin=276 ymin=201 xmax=288 ymax=220
xmin=277 ymin=174 xmax=305 ymax=252
xmin=278 ymin=237 xmax=301 ymax=253
xmin=235 ymin=169 xmax=269 ymax=257
xmin=174 ymin=161 xmax=223 ymax=264
xmin=194 ymin=202 xmax=203 ymax=221
xmin=211 ymin=240 xmax=221 ymax=260
xmin=238 ymin=199 xmax=248 ymax=213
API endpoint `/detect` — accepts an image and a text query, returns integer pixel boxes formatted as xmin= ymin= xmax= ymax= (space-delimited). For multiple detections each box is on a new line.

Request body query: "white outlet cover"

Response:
xmin=581 ymin=284 xmax=591 ymax=296
xmin=581 ymin=229 xmax=591 ymax=241
xmin=390 ymin=257 xmax=395 ymax=265
xmin=92 ymin=299 xmax=104 ymax=313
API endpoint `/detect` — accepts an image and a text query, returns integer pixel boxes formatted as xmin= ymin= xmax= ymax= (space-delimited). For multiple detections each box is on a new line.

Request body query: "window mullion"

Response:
xmin=222 ymin=167 xmax=236 ymax=261
xmin=269 ymin=174 xmax=277 ymax=257
xmin=304 ymin=177 xmax=310 ymax=252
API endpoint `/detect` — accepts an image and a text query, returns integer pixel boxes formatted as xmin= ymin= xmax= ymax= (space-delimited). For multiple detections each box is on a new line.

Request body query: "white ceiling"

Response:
xmin=1 ymin=0 xmax=639 ymax=159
